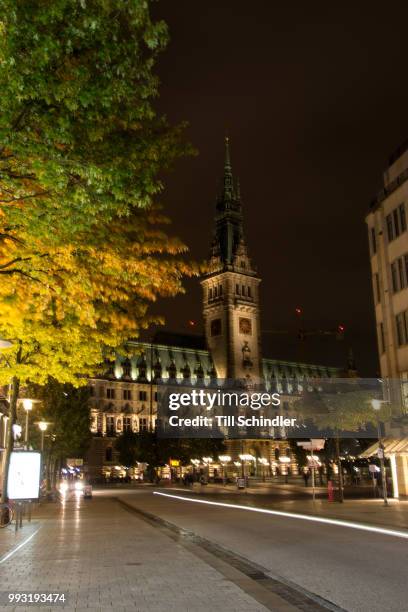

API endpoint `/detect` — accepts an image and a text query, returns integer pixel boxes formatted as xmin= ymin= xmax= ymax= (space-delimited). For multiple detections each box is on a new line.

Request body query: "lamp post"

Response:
xmin=202 ymin=457 xmax=213 ymax=483
xmin=22 ymin=399 xmax=33 ymax=446
xmin=279 ymin=455 xmax=291 ymax=484
xmin=372 ymin=399 xmax=388 ymax=506
xmin=38 ymin=421 xmax=48 ymax=451
xmin=218 ymin=455 xmax=231 ymax=484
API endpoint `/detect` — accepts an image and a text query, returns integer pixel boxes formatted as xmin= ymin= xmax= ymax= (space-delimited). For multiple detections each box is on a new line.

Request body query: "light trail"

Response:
xmin=0 ymin=528 xmax=41 ymax=564
xmin=153 ymin=491 xmax=408 ymax=540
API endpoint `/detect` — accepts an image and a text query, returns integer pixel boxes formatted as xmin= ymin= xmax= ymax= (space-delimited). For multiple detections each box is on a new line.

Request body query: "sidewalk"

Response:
xmin=0 ymin=496 xmax=270 ymax=611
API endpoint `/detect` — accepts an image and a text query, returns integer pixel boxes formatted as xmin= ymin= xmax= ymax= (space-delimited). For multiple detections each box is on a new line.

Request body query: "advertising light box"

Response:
xmin=7 ymin=451 xmax=41 ymax=500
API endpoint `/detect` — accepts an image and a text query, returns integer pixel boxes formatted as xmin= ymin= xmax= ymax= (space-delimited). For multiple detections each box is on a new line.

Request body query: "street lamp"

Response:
xmin=279 ymin=455 xmax=291 ymax=484
xmin=371 ymin=399 xmax=388 ymax=506
xmin=202 ymin=457 xmax=213 ymax=483
xmin=239 ymin=454 xmax=255 ymax=481
xmin=218 ymin=455 xmax=231 ymax=484
xmin=22 ymin=399 xmax=33 ymax=446
xmin=38 ymin=421 xmax=48 ymax=451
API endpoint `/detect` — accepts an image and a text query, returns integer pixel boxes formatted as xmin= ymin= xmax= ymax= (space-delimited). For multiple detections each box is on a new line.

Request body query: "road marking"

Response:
xmin=153 ymin=492 xmax=408 ymax=540
xmin=0 ymin=528 xmax=41 ymax=564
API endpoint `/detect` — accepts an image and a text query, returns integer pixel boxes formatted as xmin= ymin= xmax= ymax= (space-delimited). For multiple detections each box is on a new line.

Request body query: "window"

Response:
xmin=139 ymin=390 xmax=148 ymax=402
xmin=106 ymin=417 xmax=115 ymax=436
xmin=396 ymin=311 xmax=408 ymax=346
xmin=371 ymin=227 xmax=377 ymax=254
xmin=210 ymin=318 xmax=221 ymax=336
xmin=394 ymin=208 xmax=401 ymax=238
xmin=123 ymin=417 xmax=132 ymax=432
xmin=214 ymin=286 xmax=218 ymax=298
xmin=391 ymin=254 xmax=408 ymax=292
xmin=105 ymin=447 xmax=113 ymax=461
xmin=391 ymin=262 xmax=398 ymax=292
xmin=123 ymin=389 xmax=132 ymax=400
xmin=122 ymin=360 xmax=131 ymax=377
xmin=89 ymin=386 xmax=95 ymax=397
xmin=387 ymin=214 xmax=394 ymax=242
xmin=106 ymin=388 xmax=115 ymax=399
xmin=209 ymin=288 xmax=213 ymax=301
xmin=219 ymin=284 xmax=223 ymax=296
xmin=241 ymin=285 xmax=246 ymax=296
xmin=374 ymin=273 xmax=381 ymax=303
xmin=247 ymin=286 xmax=252 ymax=298
xmin=379 ymin=322 xmax=385 ymax=354
xmin=154 ymin=391 xmax=159 ymax=402
xmin=386 ymin=204 xmax=407 ymax=242
xmin=236 ymin=284 xmax=240 ymax=295
xmin=401 ymin=372 xmax=408 ymax=412
xmin=400 ymin=204 xmax=407 ymax=232
xmin=139 ymin=417 xmax=148 ymax=432
xmin=405 ymin=256 xmax=408 ymax=288
xmin=399 ymin=258 xmax=405 ymax=289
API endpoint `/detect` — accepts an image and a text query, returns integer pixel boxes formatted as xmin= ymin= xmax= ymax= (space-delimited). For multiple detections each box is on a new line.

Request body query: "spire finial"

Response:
xmin=225 ymin=135 xmax=231 ymax=169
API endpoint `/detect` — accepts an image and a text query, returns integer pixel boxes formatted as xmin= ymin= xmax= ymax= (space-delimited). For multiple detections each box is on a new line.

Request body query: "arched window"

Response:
xmin=168 ymin=361 xmax=177 ymax=381
xmin=182 ymin=362 xmax=191 ymax=382
xmin=153 ymin=360 xmax=162 ymax=381
xmin=195 ymin=363 xmax=204 ymax=381
xmin=122 ymin=358 xmax=131 ymax=378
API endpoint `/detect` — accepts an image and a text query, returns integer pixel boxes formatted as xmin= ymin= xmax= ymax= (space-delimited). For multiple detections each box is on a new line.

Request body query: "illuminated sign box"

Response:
xmin=7 ymin=451 xmax=41 ymax=500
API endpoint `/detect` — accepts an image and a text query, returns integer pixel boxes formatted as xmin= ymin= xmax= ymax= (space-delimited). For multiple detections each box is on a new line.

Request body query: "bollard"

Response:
xmin=327 ymin=480 xmax=335 ymax=502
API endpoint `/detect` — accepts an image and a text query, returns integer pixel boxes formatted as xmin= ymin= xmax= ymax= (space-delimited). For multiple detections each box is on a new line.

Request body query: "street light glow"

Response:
xmin=22 ymin=399 xmax=33 ymax=412
xmin=218 ymin=455 xmax=231 ymax=463
xmin=371 ymin=399 xmax=382 ymax=411
xmin=38 ymin=421 xmax=48 ymax=432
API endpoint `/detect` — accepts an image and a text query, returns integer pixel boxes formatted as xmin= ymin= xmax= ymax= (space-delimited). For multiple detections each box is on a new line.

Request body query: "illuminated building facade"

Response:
xmin=86 ymin=140 xmax=342 ymax=480
xmin=365 ymin=141 xmax=408 ymax=495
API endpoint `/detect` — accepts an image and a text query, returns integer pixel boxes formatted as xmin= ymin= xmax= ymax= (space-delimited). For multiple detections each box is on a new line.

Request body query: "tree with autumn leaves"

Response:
xmin=0 ymin=0 xmax=197 ymax=503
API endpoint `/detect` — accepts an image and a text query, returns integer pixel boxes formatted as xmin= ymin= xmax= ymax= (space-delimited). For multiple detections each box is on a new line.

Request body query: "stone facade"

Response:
xmin=85 ymin=140 xmax=343 ymax=480
xmin=366 ymin=140 xmax=408 ymax=496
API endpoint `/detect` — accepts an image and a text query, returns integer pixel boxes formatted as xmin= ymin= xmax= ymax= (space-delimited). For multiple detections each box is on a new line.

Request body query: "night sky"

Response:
xmin=147 ymin=1 xmax=408 ymax=376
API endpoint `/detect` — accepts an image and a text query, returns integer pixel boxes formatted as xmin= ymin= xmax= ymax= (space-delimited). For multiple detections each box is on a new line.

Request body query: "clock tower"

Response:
xmin=201 ymin=139 xmax=262 ymax=383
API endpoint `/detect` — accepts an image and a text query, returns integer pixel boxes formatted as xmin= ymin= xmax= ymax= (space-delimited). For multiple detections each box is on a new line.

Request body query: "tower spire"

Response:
xmin=225 ymin=135 xmax=231 ymax=170
xmin=222 ymin=136 xmax=234 ymax=202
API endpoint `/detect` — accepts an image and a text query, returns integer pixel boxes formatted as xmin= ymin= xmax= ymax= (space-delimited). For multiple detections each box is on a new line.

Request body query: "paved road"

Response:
xmin=115 ymin=488 xmax=408 ymax=612
xmin=0 ymin=495 xmax=271 ymax=611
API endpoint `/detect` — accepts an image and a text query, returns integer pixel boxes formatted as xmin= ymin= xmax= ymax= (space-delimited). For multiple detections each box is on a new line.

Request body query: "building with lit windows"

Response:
xmin=86 ymin=140 xmax=343 ymax=481
xmin=365 ymin=140 xmax=408 ymax=495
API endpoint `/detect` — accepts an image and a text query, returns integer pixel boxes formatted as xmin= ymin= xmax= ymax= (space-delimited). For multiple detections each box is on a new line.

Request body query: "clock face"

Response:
xmin=239 ymin=317 xmax=252 ymax=335
xmin=210 ymin=318 xmax=222 ymax=337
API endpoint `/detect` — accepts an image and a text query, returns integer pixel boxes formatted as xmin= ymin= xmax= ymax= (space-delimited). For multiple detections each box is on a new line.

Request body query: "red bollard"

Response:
xmin=328 ymin=480 xmax=334 ymax=502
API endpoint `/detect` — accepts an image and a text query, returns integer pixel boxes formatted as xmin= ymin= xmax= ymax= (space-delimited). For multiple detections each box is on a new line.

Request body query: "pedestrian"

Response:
xmin=303 ymin=469 xmax=310 ymax=487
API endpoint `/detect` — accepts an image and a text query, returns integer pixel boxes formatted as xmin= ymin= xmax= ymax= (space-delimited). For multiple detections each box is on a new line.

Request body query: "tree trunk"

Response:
xmin=1 ymin=377 xmax=20 ymax=508
xmin=335 ymin=435 xmax=344 ymax=503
